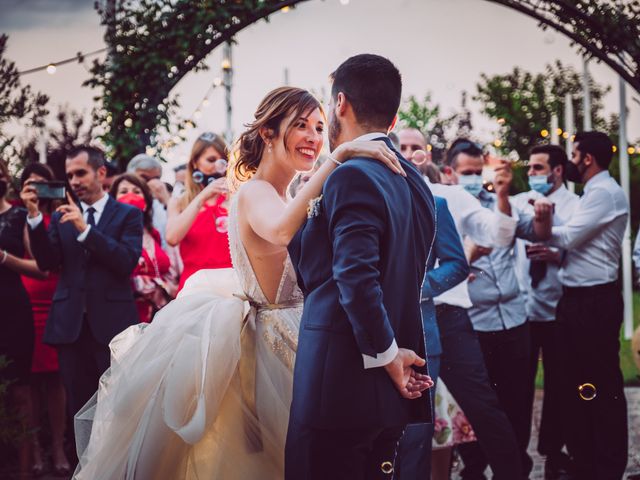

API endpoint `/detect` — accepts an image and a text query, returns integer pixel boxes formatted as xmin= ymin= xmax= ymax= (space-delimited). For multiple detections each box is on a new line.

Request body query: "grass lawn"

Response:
xmin=535 ymin=291 xmax=640 ymax=388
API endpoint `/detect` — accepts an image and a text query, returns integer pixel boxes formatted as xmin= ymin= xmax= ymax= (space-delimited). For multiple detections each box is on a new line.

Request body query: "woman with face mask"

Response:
xmin=111 ymin=173 xmax=174 ymax=323
xmin=165 ymin=132 xmax=233 ymax=291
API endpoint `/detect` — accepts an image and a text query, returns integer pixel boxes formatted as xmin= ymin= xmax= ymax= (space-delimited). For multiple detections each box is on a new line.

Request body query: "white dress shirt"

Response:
xmin=513 ymin=186 xmax=580 ymax=321
xmin=423 ymin=178 xmax=518 ymax=309
xmin=549 ymin=171 xmax=629 ymax=287
xmin=27 ymin=192 xmax=109 ymax=242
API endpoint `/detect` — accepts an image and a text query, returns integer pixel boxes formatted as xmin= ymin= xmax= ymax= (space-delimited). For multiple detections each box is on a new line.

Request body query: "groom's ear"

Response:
xmin=335 ymin=92 xmax=348 ymax=118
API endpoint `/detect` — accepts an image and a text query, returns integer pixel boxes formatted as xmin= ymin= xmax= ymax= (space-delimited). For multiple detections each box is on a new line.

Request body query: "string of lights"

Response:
xmin=18 ymin=48 xmax=108 ymax=76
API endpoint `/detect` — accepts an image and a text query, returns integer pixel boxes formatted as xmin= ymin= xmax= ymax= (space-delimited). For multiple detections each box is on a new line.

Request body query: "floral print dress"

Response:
xmin=432 ymin=380 xmax=478 ymax=449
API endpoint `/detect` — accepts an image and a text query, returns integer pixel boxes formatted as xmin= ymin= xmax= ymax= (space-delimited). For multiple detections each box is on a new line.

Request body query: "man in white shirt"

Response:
xmin=547 ymin=131 xmax=629 ymax=479
xmin=512 ymin=145 xmax=579 ymax=479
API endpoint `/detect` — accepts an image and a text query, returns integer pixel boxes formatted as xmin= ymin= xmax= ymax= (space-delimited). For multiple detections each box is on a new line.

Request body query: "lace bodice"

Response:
xmin=228 ymin=195 xmax=303 ymax=306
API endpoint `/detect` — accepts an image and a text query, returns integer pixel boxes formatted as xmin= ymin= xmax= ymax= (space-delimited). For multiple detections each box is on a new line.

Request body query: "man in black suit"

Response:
xmin=286 ymin=54 xmax=436 ymax=480
xmin=21 ymin=146 xmax=143 ymax=424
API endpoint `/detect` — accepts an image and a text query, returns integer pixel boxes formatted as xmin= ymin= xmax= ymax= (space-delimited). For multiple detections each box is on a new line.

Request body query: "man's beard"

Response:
xmin=328 ymin=107 xmax=342 ymax=152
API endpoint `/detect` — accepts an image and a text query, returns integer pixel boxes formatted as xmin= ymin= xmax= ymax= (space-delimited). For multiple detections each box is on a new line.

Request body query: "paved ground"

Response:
xmin=451 ymin=387 xmax=640 ymax=480
xmin=19 ymin=388 xmax=640 ymax=480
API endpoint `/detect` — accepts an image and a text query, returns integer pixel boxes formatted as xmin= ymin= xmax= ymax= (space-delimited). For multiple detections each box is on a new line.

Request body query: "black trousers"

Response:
xmin=284 ymin=420 xmax=404 ymax=480
xmin=524 ymin=320 xmax=566 ymax=458
xmin=458 ymin=321 xmax=532 ymax=479
xmin=436 ymin=305 xmax=523 ymax=480
xmin=556 ymin=282 xmax=628 ymax=480
xmin=57 ymin=320 xmax=110 ymax=438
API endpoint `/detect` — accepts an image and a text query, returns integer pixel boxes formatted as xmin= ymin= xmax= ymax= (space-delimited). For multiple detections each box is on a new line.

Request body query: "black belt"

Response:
xmin=562 ymin=280 xmax=619 ymax=296
xmin=435 ymin=303 xmax=464 ymax=315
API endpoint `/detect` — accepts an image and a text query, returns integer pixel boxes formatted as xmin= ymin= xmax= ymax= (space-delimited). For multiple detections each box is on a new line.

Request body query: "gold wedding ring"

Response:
xmin=578 ymin=383 xmax=597 ymax=401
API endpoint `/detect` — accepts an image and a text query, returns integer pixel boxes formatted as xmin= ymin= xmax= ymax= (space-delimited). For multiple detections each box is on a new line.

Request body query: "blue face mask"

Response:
xmin=458 ymin=174 xmax=483 ymax=197
xmin=528 ymin=175 xmax=553 ymax=195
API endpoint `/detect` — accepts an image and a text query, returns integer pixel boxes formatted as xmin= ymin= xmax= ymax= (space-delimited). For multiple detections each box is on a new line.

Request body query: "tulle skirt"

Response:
xmin=74 ymin=269 xmax=301 ymax=480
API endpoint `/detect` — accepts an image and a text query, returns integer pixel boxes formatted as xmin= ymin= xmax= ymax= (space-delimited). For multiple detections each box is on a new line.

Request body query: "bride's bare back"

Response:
xmin=236 ymin=184 xmax=290 ymax=304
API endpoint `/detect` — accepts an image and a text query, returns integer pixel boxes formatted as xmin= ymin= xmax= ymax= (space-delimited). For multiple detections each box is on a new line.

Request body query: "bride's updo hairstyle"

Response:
xmin=231 ymin=86 xmax=323 ymax=185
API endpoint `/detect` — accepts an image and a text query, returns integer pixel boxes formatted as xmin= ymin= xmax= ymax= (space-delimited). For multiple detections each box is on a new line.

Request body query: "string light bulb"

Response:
xmin=46 ymin=64 xmax=57 ymax=75
xmin=540 ymin=129 xmax=549 ymax=138
xmin=281 ymin=6 xmax=290 ymax=12
xmin=221 ymin=58 xmax=232 ymax=70
xmin=628 ymin=146 xmax=636 ymax=155
xmin=124 ymin=118 xmax=133 ymax=128
xmin=213 ymin=77 xmax=223 ymax=87
xmin=202 ymin=98 xmax=210 ymax=108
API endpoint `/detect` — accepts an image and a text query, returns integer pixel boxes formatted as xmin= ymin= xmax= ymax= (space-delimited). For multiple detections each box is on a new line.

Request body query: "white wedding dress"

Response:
xmin=74 ymin=196 xmax=303 ymax=479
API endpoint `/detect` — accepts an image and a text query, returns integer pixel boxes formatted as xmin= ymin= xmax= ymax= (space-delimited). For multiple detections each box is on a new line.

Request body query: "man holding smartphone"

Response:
xmin=21 ymin=146 xmax=142 ymax=455
xmin=511 ymin=145 xmax=579 ymax=480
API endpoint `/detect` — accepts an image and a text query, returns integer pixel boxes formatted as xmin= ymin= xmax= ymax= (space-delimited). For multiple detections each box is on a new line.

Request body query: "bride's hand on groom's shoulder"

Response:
xmin=384 ymin=348 xmax=434 ymax=400
xmin=333 ymin=141 xmax=406 ymax=176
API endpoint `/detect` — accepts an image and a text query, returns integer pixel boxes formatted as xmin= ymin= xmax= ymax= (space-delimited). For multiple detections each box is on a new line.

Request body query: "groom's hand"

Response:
xmin=384 ymin=348 xmax=434 ymax=399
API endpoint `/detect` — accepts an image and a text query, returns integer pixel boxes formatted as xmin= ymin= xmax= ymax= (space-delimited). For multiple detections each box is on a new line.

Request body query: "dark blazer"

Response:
xmin=288 ymin=138 xmax=436 ymax=430
xmin=420 ymin=196 xmax=470 ymax=357
xmin=29 ymin=195 xmax=143 ymax=346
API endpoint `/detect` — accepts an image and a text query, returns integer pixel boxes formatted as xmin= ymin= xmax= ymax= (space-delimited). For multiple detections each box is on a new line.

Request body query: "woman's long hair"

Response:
xmin=180 ymin=132 xmax=229 ymax=210
xmin=229 ymin=87 xmax=323 ymax=190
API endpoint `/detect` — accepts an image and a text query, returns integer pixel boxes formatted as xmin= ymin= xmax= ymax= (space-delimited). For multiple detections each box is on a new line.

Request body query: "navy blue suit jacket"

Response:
xmin=28 ymin=196 xmax=143 ymax=346
xmin=288 ymin=138 xmax=436 ymax=430
xmin=421 ymin=196 xmax=470 ymax=357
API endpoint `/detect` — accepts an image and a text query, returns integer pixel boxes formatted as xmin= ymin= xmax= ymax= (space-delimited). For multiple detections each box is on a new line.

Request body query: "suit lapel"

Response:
xmin=96 ymin=196 xmax=117 ymax=231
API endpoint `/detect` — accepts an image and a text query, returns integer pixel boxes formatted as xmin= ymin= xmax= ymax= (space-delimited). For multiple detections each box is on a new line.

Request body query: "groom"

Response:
xmin=286 ymin=54 xmax=436 ymax=479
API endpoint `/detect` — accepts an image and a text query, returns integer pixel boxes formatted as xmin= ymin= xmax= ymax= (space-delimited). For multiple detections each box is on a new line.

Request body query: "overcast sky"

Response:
xmin=4 ymin=0 xmax=639 ymax=172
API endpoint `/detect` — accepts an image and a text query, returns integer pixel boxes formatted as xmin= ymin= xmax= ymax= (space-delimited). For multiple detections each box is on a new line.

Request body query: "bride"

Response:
xmin=73 ymin=86 xmax=404 ymax=479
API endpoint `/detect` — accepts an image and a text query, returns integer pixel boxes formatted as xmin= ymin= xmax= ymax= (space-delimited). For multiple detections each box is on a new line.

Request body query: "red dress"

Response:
xmin=178 ymin=194 xmax=232 ymax=291
xmin=22 ymin=214 xmax=59 ymax=373
xmin=132 ymin=230 xmax=171 ymax=323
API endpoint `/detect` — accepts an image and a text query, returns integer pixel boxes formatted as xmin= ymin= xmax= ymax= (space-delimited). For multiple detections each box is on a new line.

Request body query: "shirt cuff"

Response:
xmin=26 ymin=212 xmax=43 ymax=229
xmin=493 ymin=210 xmax=517 ymax=247
xmin=76 ymin=225 xmax=91 ymax=242
xmin=362 ymin=339 xmax=398 ymax=369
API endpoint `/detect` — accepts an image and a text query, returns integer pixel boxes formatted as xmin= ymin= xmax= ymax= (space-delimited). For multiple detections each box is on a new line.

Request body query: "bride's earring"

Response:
xmin=267 ymin=142 xmax=273 ymax=153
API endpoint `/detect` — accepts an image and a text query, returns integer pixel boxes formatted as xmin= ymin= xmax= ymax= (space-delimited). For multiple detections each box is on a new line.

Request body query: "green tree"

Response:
xmin=474 ymin=61 xmax=610 ymax=158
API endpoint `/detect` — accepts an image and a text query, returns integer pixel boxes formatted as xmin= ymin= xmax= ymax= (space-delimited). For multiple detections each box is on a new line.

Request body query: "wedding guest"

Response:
xmin=21 ymin=146 xmax=143 ymax=449
xmin=0 ymin=159 xmax=39 ymax=477
xmin=395 ymin=129 xmax=525 ymax=480
xmin=446 ymin=138 xmax=551 ymax=479
xmin=171 ymin=163 xmax=187 ymax=199
xmin=127 ymin=154 xmax=170 ymax=247
xmin=111 ymin=173 xmax=174 ymax=323
xmin=511 ymin=145 xmax=578 ymax=479
xmin=166 ymin=132 xmax=232 ymax=291
xmin=19 ymin=163 xmax=71 ymax=477
xmin=102 ymin=160 xmax=119 ymax=193
xmin=548 ymin=131 xmax=629 ymax=479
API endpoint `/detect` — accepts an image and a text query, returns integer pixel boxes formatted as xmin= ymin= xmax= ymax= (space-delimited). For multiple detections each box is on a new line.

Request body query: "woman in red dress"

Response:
xmin=166 ymin=132 xmax=232 ymax=291
xmin=18 ymin=163 xmax=71 ymax=476
xmin=111 ymin=173 xmax=173 ymax=323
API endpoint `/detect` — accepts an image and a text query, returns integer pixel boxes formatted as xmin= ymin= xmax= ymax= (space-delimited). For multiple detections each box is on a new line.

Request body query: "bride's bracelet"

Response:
xmin=327 ymin=155 xmax=342 ymax=167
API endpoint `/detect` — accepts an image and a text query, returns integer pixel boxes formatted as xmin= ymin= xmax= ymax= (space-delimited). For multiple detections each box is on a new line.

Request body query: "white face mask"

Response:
xmin=458 ymin=174 xmax=484 ymax=197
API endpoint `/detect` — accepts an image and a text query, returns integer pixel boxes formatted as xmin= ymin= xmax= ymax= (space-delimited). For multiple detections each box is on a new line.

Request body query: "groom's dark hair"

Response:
xmin=330 ymin=54 xmax=402 ymax=130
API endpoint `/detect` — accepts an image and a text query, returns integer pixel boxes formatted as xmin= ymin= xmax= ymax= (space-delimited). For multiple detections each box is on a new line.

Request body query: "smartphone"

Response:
xmin=31 ymin=181 xmax=66 ymax=200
